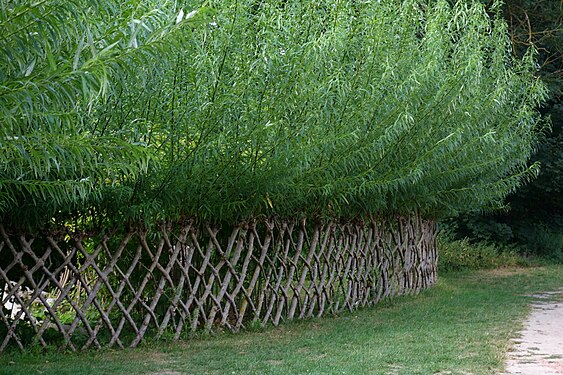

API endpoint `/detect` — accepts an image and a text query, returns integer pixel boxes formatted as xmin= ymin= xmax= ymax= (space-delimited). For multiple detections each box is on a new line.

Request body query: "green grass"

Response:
xmin=2 ymin=265 xmax=562 ymax=375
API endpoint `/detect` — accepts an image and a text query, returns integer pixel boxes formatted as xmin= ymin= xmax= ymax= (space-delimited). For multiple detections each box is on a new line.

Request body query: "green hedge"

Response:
xmin=0 ymin=0 xmax=547 ymax=228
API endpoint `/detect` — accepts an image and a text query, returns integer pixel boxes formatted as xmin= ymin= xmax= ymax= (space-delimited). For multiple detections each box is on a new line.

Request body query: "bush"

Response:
xmin=438 ymin=237 xmax=530 ymax=273
xmin=0 ymin=0 xmax=547 ymax=228
xmin=440 ymin=215 xmax=563 ymax=262
xmin=513 ymin=222 xmax=563 ymax=261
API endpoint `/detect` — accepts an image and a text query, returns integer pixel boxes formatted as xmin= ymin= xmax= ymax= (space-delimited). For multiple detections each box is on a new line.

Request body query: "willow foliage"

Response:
xmin=0 ymin=0 xmax=547 ymax=227
xmin=0 ymin=0 xmax=193 ymax=223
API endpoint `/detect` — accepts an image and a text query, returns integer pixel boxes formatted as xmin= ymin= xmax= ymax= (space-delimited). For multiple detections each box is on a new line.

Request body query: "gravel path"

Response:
xmin=503 ymin=290 xmax=563 ymax=375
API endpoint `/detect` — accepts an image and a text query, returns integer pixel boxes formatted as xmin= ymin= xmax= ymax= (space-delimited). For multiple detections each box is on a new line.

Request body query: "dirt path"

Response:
xmin=503 ymin=290 xmax=563 ymax=375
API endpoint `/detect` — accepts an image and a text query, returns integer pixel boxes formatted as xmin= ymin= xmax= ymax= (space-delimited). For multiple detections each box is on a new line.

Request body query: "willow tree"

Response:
xmin=0 ymin=0 xmax=196 ymax=225
xmin=0 ymin=0 xmax=547 ymax=228
xmin=0 ymin=0 xmax=550 ymax=350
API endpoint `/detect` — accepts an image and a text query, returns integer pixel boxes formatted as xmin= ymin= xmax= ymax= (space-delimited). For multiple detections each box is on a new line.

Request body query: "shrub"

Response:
xmin=440 ymin=215 xmax=563 ymax=261
xmin=438 ymin=237 xmax=530 ymax=272
xmin=0 ymin=0 xmax=547 ymax=229
xmin=513 ymin=222 xmax=563 ymax=261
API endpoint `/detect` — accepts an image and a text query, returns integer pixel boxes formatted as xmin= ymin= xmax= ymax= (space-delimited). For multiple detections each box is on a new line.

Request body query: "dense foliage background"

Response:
xmin=444 ymin=0 xmax=562 ymax=260
xmin=0 ymin=0 xmax=547 ymax=230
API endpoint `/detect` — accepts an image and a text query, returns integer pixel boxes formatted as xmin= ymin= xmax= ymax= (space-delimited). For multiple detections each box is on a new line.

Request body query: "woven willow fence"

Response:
xmin=0 ymin=215 xmax=437 ymax=351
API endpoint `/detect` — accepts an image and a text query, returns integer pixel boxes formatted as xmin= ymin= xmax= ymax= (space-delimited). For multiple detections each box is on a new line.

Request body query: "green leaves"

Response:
xmin=0 ymin=0 xmax=547 ymax=227
xmin=0 ymin=0 xmax=194 ymax=225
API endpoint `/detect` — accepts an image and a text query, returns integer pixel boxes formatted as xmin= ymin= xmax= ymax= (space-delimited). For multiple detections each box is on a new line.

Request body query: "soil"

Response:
xmin=503 ymin=290 xmax=563 ymax=375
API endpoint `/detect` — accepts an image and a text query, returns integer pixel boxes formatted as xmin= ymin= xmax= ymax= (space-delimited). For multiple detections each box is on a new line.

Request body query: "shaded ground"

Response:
xmin=503 ymin=290 xmax=563 ymax=375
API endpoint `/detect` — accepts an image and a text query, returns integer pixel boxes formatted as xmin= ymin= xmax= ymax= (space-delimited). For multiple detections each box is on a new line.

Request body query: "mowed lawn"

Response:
xmin=2 ymin=265 xmax=562 ymax=375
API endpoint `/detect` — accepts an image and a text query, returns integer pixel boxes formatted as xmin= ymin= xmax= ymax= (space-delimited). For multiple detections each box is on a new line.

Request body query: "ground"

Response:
xmin=503 ymin=290 xmax=563 ymax=375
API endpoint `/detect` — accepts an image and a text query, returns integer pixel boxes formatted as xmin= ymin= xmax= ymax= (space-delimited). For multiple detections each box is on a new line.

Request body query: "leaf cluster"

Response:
xmin=0 ymin=0 xmax=548 ymax=228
